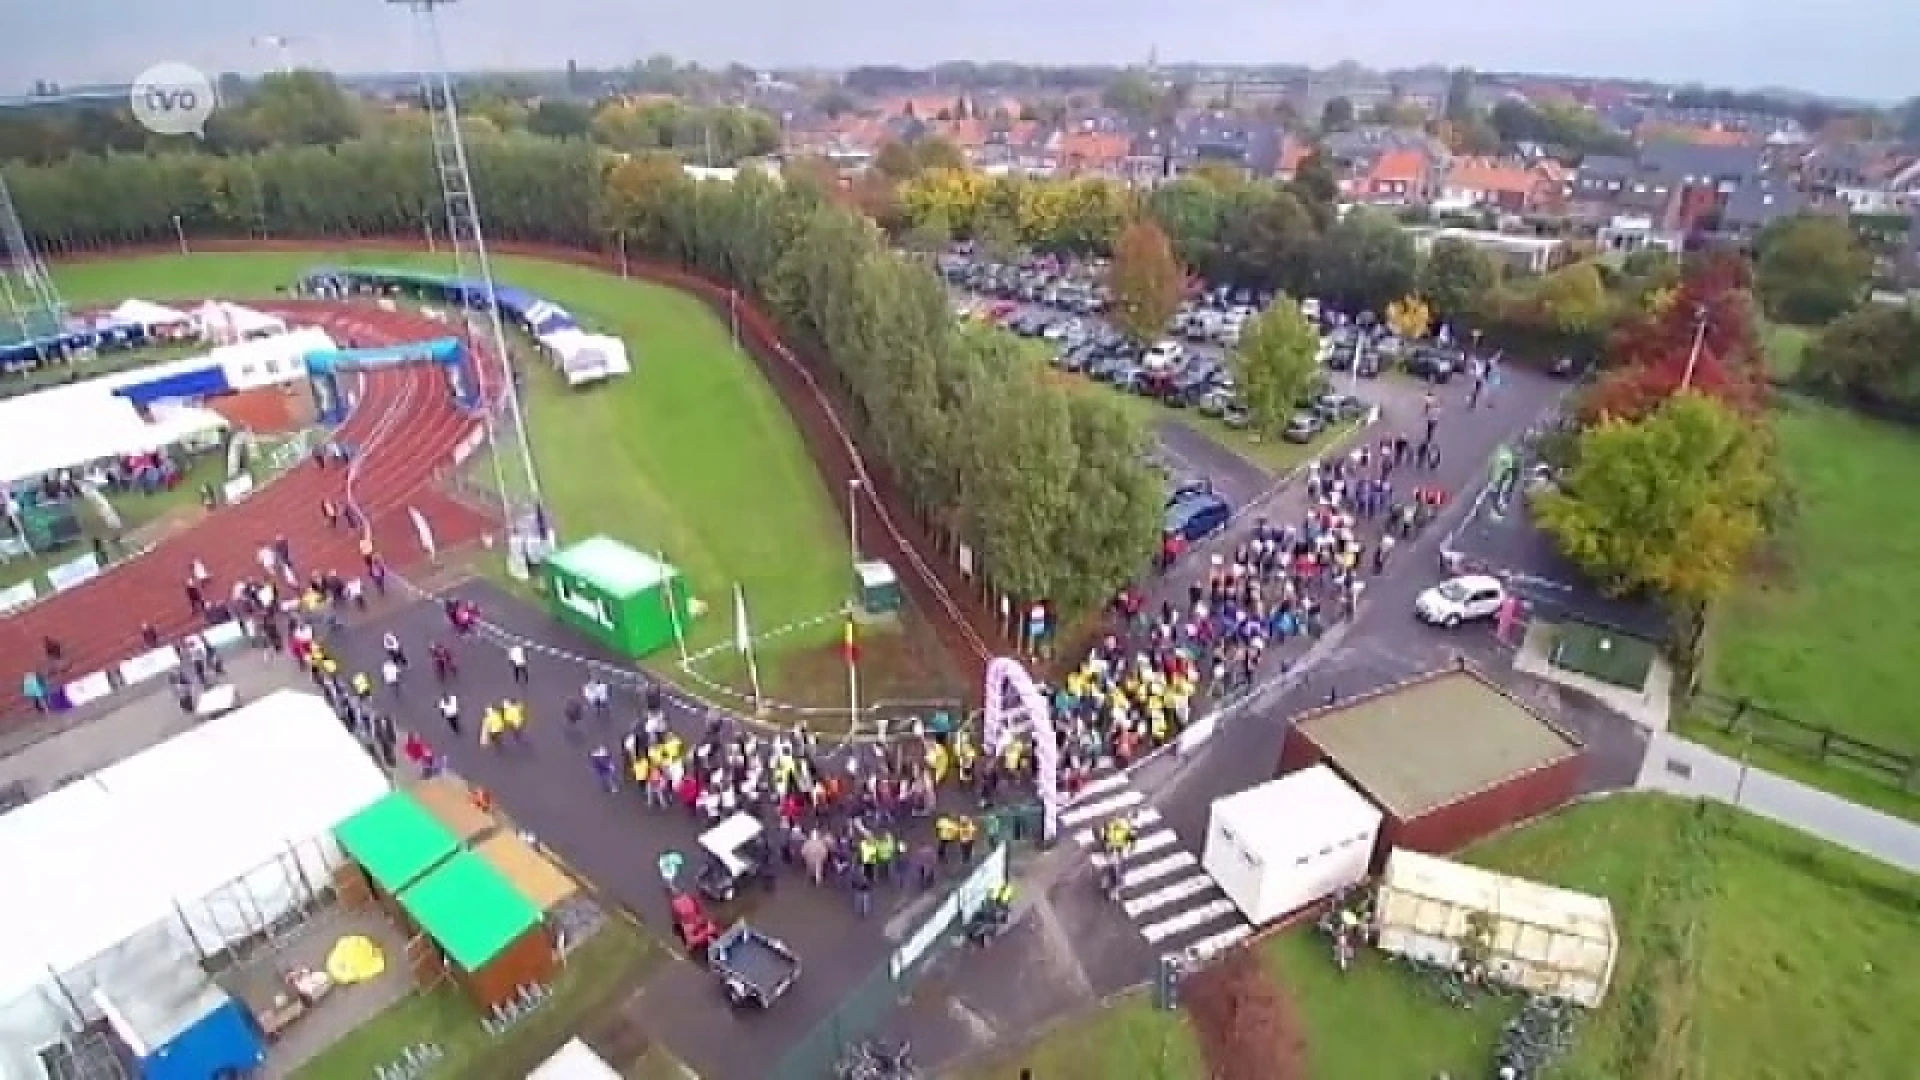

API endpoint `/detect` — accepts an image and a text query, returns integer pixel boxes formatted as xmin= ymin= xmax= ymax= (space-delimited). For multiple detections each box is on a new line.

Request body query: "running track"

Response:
xmin=0 ymin=300 xmax=493 ymax=717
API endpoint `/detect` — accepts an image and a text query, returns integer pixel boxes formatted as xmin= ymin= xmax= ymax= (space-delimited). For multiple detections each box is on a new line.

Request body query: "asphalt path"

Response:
xmin=1153 ymin=418 xmax=1269 ymax=507
xmin=327 ymin=583 xmax=1007 ymax=1080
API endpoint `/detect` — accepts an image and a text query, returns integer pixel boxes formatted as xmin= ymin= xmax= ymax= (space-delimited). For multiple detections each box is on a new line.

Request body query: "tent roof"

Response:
xmin=0 ymin=383 xmax=226 ymax=487
xmin=409 ymin=778 xmax=499 ymax=843
xmin=547 ymin=535 xmax=675 ymax=596
xmin=529 ymin=1040 xmax=625 ymax=1080
xmin=109 ymin=299 xmax=192 ymax=326
xmin=0 ymin=691 xmax=388 ymax=1004
xmin=333 ymin=791 xmax=460 ymax=893
xmin=398 ymin=850 xmax=542 ymax=972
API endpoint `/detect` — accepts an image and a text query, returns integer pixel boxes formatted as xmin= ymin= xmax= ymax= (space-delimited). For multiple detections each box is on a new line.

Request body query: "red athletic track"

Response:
xmin=1 ymin=300 xmax=493 ymax=718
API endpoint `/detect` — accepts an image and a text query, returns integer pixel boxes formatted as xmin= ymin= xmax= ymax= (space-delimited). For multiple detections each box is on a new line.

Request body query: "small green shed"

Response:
xmin=541 ymin=535 xmax=692 ymax=658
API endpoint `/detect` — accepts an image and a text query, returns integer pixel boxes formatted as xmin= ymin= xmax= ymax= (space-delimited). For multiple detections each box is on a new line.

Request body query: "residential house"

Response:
xmin=1596 ymin=214 xmax=1685 ymax=256
xmin=1718 ymin=179 xmax=1809 ymax=239
xmin=1436 ymin=158 xmax=1567 ymax=215
xmin=1799 ymin=142 xmax=1920 ymax=215
xmin=1573 ymin=141 xmax=1768 ymax=233
xmin=1349 ymin=149 xmax=1434 ymax=207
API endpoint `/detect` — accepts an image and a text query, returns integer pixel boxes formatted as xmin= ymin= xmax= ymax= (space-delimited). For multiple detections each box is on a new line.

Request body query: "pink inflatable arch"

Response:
xmin=983 ymin=655 xmax=1061 ymax=841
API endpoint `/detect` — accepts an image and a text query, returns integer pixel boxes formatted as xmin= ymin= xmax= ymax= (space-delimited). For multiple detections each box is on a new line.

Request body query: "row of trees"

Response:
xmin=1797 ymin=299 xmax=1920 ymax=419
xmin=1 ymin=137 xmax=1163 ymax=618
xmin=0 ymin=70 xmax=780 ymax=167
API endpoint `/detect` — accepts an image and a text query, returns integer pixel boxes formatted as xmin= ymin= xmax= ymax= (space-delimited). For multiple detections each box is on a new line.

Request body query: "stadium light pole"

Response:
xmin=389 ymin=0 xmax=547 ymax=559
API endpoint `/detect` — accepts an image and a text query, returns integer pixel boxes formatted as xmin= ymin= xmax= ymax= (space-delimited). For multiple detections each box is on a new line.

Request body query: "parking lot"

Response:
xmin=941 ymin=253 xmax=1476 ymax=513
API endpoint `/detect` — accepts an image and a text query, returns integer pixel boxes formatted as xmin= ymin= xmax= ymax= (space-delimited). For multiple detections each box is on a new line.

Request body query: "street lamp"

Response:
xmin=1679 ymin=304 xmax=1709 ymax=392
xmin=171 ymin=214 xmax=187 ymax=255
xmin=847 ymin=477 xmax=862 ymax=566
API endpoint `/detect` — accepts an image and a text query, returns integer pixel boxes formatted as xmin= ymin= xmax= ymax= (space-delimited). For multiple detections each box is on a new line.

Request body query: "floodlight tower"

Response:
xmin=388 ymin=0 xmax=548 ymax=560
xmin=0 ymin=173 xmax=67 ymax=356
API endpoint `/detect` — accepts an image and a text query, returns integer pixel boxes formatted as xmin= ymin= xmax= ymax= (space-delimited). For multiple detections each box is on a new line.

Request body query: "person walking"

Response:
xmin=381 ymin=657 xmax=403 ymax=697
xmin=438 ymin=692 xmax=462 ymax=735
xmin=382 ymin=632 xmax=408 ymax=669
xmin=506 ymin=643 xmax=529 ymax=685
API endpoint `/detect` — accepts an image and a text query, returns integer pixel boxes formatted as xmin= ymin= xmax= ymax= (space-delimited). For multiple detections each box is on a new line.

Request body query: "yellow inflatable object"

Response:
xmin=325 ymin=935 xmax=387 ymax=984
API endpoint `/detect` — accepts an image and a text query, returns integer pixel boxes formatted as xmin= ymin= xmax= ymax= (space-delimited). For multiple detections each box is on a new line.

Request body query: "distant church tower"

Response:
xmin=1146 ymin=45 xmax=1159 ymax=75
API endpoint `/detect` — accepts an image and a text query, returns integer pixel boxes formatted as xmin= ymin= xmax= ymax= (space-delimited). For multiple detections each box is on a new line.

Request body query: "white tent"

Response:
xmin=540 ymin=328 xmax=630 ymax=387
xmin=193 ymin=302 xmax=287 ymax=344
xmin=0 ymin=388 xmax=230 ymax=487
xmin=106 ymin=299 xmax=192 ymax=330
xmin=0 ymin=691 xmax=390 ymax=1072
xmin=1374 ymin=849 xmax=1619 ymax=1007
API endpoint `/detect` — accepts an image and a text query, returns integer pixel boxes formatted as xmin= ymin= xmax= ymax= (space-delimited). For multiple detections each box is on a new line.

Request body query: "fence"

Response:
xmin=767 ymin=831 xmax=1029 ymax=1080
xmin=1690 ymin=690 xmax=1920 ymax=793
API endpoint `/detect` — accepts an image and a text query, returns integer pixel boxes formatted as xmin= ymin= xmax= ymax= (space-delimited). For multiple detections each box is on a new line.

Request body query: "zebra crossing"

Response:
xmin=1060 ymin=772 xmax=1252 ymax=961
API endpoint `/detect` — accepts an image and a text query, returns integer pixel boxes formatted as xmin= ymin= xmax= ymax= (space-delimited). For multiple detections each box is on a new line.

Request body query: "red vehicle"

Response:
xmin=670 ymin=890 xmax=720 ymax=953
xmin=987 ymin=300 xmax=1017 ymax=321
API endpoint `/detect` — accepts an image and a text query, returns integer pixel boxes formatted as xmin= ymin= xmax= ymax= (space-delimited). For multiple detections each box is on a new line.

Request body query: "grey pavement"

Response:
xmin=1154 ymin=418 xmax=1268 ymax=507
xmin=1637 ymin=731 xmax=1920 ymax=875
xmin=325 ymin=583 xmax=1007 ymax=1080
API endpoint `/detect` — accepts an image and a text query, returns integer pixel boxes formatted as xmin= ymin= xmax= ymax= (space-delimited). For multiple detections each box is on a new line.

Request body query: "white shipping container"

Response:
xmin=1202 ymin=765 xmax=1382 ymax=926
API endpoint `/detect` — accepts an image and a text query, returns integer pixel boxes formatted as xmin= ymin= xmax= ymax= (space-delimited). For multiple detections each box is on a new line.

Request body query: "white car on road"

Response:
xmin=1415 ymin=574 xmax=1507 ymax=628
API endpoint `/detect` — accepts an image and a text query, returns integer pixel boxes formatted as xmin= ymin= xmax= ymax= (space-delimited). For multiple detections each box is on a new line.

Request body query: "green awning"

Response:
xmin=398 ymin=850 xmax=543 ymax=972
xmin=333 ymin=791 xmax=460 ymax=894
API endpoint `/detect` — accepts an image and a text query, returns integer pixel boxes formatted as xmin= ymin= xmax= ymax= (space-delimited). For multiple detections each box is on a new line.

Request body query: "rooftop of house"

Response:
xmin=1444 ymin=157 xmax=1542 ymax=195
xmin=1368 ymin=148 xmax=1430 ymax=184
xmin=1721 ymin=181 xmax=1809 ymax=231
xmin=1639 ymin=140 xmax=1765 ymax=181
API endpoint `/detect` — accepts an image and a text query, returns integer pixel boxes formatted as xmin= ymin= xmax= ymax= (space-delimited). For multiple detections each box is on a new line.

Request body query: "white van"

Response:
xmin=1143 ymin=340 xmax=1185 ymax=371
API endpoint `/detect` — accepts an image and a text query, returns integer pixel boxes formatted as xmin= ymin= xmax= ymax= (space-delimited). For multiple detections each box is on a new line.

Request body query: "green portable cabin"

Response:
xmin=540 ymin=535 xmax=692 ymax=659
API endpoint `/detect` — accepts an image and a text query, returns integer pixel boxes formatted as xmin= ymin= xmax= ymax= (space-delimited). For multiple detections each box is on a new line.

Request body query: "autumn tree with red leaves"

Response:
xmin=1580 ymin=256 xmax=1770 ymax=424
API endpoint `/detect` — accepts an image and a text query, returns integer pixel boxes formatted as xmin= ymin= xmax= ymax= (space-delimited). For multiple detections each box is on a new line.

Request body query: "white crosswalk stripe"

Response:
xmin=1123 ymin=874 xmax=1216 ymax=918
xmin=1121 ymin=851 xmax=1197 ymax=889
xmin=1058 ymin=788 xmax=1143 ymax=829
xmin=1184 ymin=924 xmax=1254 ymax=962
xmin=1067 ymin=770 xmax=1129 ymax=804
xmin=1141 ymin=898 xmax=1240 ymax=944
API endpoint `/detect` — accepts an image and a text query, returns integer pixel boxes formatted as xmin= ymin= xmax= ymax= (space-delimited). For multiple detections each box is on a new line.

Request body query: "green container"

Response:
xmin=542 ymin=535 xmax=692 ymax=659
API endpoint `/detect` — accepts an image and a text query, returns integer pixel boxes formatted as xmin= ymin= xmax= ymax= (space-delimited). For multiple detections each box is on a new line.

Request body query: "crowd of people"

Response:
xmin=1048 ymin=401 xmax=1456 ymax=788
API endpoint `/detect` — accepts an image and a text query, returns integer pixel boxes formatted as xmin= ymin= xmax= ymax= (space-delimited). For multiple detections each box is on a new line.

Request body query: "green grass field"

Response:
xmin=971 ymin=794 xmax=1920 ymax=1079
xmin=1703 ymin=396 xmax=1920 ymax=804
xmin=50 ymin=252 xmax=855 ymax=684
xmin=1 ymin=452 xmax=231 ymax=593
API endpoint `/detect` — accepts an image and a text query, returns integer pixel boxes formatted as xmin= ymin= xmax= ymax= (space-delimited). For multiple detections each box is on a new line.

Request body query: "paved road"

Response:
xmin=1638 ymin=732 xmax=1920 ymax=874
xmin=1154 ymin=418 xmax=1269 ymax=507
xmin=327 ymin=584 xmax=1007 ymax=1080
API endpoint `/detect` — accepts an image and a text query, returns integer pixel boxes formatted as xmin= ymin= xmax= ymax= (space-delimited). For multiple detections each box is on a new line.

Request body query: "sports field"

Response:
xmin=50 ymin=252 xmax=860 ymax=698
xmin=969 ymin=793 xmax=1920 ymax=1079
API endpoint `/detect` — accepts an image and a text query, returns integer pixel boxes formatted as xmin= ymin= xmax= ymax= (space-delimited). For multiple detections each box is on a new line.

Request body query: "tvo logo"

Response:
xmin=130 ymin=63 xmax=217 ymax=137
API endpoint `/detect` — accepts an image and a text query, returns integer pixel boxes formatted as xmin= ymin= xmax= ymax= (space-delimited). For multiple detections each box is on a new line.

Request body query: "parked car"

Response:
xmin=1406 ymin=349 xmax=1457 ymax=383
xmin=1143 ymin=340 xmax=1185 ymax=371
xmin=1165 ymin=492 xmax=1233 ymax=544
xmin=1283 ymin=411 xmax=1325 ymax=443
xmin=1315 ymin=393 xmax=1369 ymax=422
xmin=1415 ymin=574 xmax=1508 ymax=628
xmin=1198 ymin=388 xmax=1238 ymax=418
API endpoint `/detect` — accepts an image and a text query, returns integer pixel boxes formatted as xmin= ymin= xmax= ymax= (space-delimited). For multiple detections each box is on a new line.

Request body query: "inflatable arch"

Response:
xmin=304 ymin=337 xmax=479 ymax=425
xmin=982 ymin=656 xmax=1063 ymax=842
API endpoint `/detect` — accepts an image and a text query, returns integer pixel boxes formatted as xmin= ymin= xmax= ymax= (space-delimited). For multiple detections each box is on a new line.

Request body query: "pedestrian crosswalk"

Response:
xmin=1061 ymin=772 xmax=1251 ymax=962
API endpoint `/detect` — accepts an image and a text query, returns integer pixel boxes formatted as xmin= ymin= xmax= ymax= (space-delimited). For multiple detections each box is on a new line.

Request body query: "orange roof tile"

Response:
xmin=1370 ymin=149 xmax=1428 ymax=184
xmin=1060 ymin=131 xmax=1130 ymax=168
xmin=1445 ymin=157 xmax=1537 ymax=195
xmin=1277 ymin=142 xmax=1313 ymax=176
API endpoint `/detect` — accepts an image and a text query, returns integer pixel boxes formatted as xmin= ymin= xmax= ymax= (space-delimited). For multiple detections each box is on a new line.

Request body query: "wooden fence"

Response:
xmin=1689 ymin=690 xmax=1920 ymax=792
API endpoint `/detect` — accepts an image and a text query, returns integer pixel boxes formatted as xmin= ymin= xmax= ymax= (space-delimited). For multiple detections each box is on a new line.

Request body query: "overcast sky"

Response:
xmin=2 ymin=0 xmax=1912 ymax=103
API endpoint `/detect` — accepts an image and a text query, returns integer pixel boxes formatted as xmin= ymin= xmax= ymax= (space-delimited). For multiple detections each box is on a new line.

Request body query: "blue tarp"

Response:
xmin=301 ymin=265 xmax=580 ymax=336
xmin=114 ymin=362 xmax=232 ymax=408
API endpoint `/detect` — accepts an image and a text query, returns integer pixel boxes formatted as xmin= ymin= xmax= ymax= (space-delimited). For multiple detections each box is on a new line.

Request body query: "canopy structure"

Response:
xmin=474 ymin=832 xmax=580 ymax=914
xmin=397 ymin=851 xmax=542 ymax=974
xmin=0 ymin=385 xmax=229 ymax=487
xmin=333 ymin=790 xmax=461 ymax=895
xmin=1375 ymin=849 xmax=1619 ymax=1007
xmin=193 ymin=301 xmax=286 ymax=344
xmin=108 ymin=299 xmax=192 ymax=329
xmin=0 ymin=691 xmax=389 ymax=1062
xmin=539 ymin=328 xmax=630 ymax=387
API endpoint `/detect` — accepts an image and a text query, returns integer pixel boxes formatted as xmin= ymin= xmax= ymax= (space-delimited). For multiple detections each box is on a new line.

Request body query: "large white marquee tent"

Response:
xmin=0 ymin=692 xmax=389 ymax=1075
xmin=105 ymin=299 xmax=193 ymax=332
xmin=0 ymin=386 xmax=229 ymax=488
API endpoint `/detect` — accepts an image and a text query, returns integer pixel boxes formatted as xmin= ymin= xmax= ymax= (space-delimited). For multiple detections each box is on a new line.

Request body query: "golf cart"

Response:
xmin=697 ymin=811 xmax=767 ymax=902
xmin=708 ymin=922 xmax=801 ymax=1009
